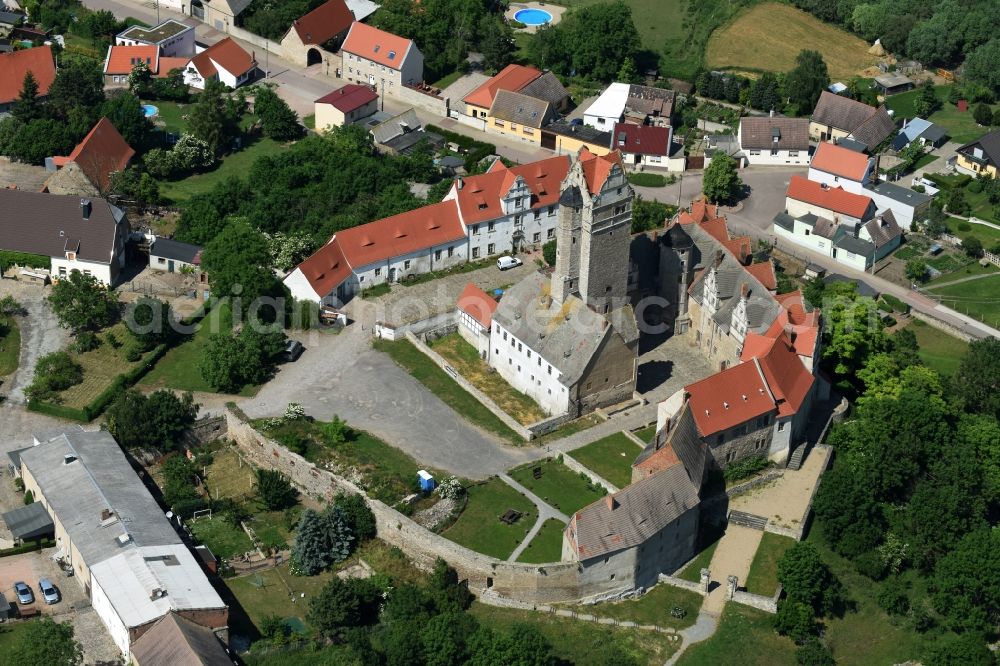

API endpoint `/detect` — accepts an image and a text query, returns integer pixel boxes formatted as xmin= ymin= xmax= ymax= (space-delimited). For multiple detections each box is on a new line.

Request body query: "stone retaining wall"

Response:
xmin=394 ymin=84 xmax=449 ymax=117
xmin=731 ymin=585 xmax=781 ymax=614
xmin=657 ymin=573 xmax=708 ymax=597
xmin=561 ymin=452 xmax=618 ymax=493
xmin=911 ymin=310 xmax=976 ymax=342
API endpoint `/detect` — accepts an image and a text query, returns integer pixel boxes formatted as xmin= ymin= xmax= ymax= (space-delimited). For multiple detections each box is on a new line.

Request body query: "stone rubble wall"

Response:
xmin=730 ymin=584 xmax=783 ymax=614
xmin=561 ymin=452 xmax=619 ymax=493
xmin=657 ymin=573 xmax=708 ymax=597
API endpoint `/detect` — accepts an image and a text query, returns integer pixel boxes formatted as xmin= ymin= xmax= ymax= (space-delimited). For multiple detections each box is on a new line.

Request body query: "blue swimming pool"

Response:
xmin=514 ymin=8 xmax=553 ymax=26
xmin=142 ymin=104 xmax=159 ymax=118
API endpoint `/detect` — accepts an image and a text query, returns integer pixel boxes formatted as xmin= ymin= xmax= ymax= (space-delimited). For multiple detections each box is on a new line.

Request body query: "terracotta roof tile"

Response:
xmin=757 ymin=334 xmax=814 ymax=417
xmin=0 ymin=46 xmax=55 ymax=104
xmin=810 ymin=142 xmax=870 ymax=181
xmin=157 ymin=57 xmax=189 ymax=77
xmin=745 ymin=261 xmax=776 ymax=290
xmin=685 ymin=360 xmax=774 ymax=437
xmin=315 ymin=83 xmax=377 ymax=112
xmin=457 ymin=282 xmax=497 ymax=328
xmin=189 ymin=37 xmax=256 ymax=79
xmin=296 ymin=236 xmax=352 ymax=300
xmin=335 ymin=200 xmax=465 ymax=268
xmin=463 ymin=63 xmax=542 ymax=109
xmin=59 ymin=117 xmax=135 ymax=192
xmin=786 ymin=175 xmax=873 ymax=219
xmin=103 ymin=45 xmax=159 ymax=75
xmin=342 ymin=22 xmax=415 ymax=71
xmin=291 ymin=0 xmax=354 ymax=45
xmin=453 ymin=155 xmax=570 ymax=224
xmin=578 ymin=148 xmax=624 ymax=194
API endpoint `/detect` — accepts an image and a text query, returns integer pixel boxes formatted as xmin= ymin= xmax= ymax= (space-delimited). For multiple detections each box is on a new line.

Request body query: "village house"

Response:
xmin=16 ymin=430 xmax=227 ymax=660
xmin=583 ymin=82 xmax=675 ymax=130
xmin=864 ymin=180 xmax=933 ymax=230
xmin=314 ymin=84 xmax=378 ymax=132
xmin=115 ymin=19 xmax=195 ymax=57
xmin=341 ymin=22 xmax=423 ymax=93
xmin=192 ymin=0 xmax=252 ymax=33
xmin=891 ymin=117 xmax=949 ymax=151
xmin=0 ymin=189 xmax=128 ymax=285
xmin=0 ymin=45 xmax=55 ymax=114
xmin=809 ymin=91 xmax=896 ymax=151
xmin=737 ymin=116 xmax=810 ymax=166
xmin=129 ymin=612 xmax=233 ymax=666
xmin=44 ymin=117 xmax=135 ymax=197
xmin=462 ymin=64 xmax=569 ymax=143
xmin=807 ymin=141 xmax=876 ymax=194
xmin=486 ymin=89 xmax=556 ymax=144
xmin=149 ymin=237 xmax=203 ymax=274
xmin=370 ymin=108 xmax=444 ymax=156
xmin=103 ymin=44 xmax=189 ymax=87
xmin=540 ymin=119 xmax=612 ymax=156
xmin=183 ymin=37 xmax=258 ymax=90
xmin=955 ymin=130 xmax=1000 ymax=179
xmin=456 ymin=282 xmax=498 ymax=361
xmin=611 ymin=122 xmax=683 ymax=171
xmin=280 ymin=0 xmax=354 ymax=68
xmin=784 ymin=175 xmax=876 ymax=226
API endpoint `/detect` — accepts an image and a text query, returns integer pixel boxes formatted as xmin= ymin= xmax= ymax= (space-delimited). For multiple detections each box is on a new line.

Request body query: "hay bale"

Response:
xmin=868 ymin=39 xmax=886 ymax=56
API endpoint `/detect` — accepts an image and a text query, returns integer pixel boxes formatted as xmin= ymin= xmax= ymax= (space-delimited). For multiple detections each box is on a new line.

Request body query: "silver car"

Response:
xmin=13 ymin=581 xmax=33 ymax=605
xmin=38 ymin=578 xmax=58 ymax=605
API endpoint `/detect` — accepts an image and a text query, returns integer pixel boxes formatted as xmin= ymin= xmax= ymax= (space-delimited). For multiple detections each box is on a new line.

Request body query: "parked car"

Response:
xmin=13 ymin=582 xmax=32 ymax=605
xmin=282 ymin=340 xmax=304 ymax=362
xmin=497 ymin=256 xmax=523 ymax=271
xmin=38 ymin=579 xmax=58 ymax=605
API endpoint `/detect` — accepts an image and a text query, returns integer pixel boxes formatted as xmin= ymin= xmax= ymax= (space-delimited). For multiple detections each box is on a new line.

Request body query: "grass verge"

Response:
xmin=0 ymin=316 xmax=20 ymax=377
xmin=926 ymin=273 xmax=1000 ymax=328
xmin=678 ymin=537 xmax=722 ymax=583
xmin=677 ymin=603 xmax=797 ymax=665
xmin=509 ymin=458 xmax=607 ymax=514
xmin=744 ymin=532 xmax=795 ymax=596
xmin=516 ymin=517 xmax=566 ymax=564
xmin=902 ymin=319 xmax=969 ymax=377
xmin=441 ymin=477 xmax=536 ymax=559
xmin=585 ymin=584 xmax=701 ymax=629
xmin=569 ymin=432 xmax=639 ymax=489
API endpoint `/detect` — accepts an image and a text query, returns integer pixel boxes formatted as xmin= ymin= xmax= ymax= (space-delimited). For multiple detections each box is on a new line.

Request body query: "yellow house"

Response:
xmin=463 ymin=64 xmax=544 ymax=119
xmin=314 ymin=84 xmax=378 ymax=133
xmin=540 ymin=119 xmax=612 ymax=156
xmin=486 ymin=89 xmax=554 ymax=145
xmin=955 ymin=130 xmax=1000 ymax=179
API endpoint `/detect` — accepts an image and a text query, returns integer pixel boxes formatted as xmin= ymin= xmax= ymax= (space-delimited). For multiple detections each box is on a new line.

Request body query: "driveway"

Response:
xmin=0 ymin=280 xmax=68 ymax=405
xmin=0 ymin=549 xmax=87 ymax=618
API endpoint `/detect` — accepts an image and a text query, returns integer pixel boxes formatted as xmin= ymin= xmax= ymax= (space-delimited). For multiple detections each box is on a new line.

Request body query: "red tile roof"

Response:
xmin=686 ymin=360 xmax=774 ymax=436
xmin=104 ymin=45 xmax=159 ymax=75
xmin=291 ymin=0 xmax=354 ymax=45
xmin=315 ymin=84 xmax=377 ymax=112
xmin=756 ymin=333 xmax=814 ymax=418
xmin=453 ymin=155 xmax=570 ymax=224
xmin=335 ymin=200 xmax=465 ymax=268
xmin=342 ymin=22 xmax=415 ymax=71
xmin=612 ymin=122 xmax=670 ymax=156
xmin=189 ymin=37 xmax=256 ymax=79
xmin=678 ymin=204 xmax=752 ymax=263
xmin=296 ymin=237 xmax=353 ymax=300
xmin=810 ymin=142 xmax=870 ymax=181
xmin=0 ymin=46 xmax=55 ymax=104
xmin=579 ymin=148 xmax=625 ymax=194
xmin=463 ymin=63 xmax=542 ymax=109
xmin=632 ymin=440 xmax=680 ymax=477
xmin=745 ymin=261 xmax=777 ymax=290
xmin=786 ymin=175 xmax=873 ymax=219
xmin=157 ymin=57 xmax=189 ymax=77
xmin=58 ymin=117 xmax=135 ymax=192
xmin=457 ymin=282 xmax=497 ymax=328
xmin=677 ymin=198 xmax=722 ymax=225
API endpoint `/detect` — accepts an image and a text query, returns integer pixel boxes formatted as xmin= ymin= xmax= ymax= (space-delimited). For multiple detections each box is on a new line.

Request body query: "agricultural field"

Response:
xmin=706 ymin=3 xmax=875 ymax=81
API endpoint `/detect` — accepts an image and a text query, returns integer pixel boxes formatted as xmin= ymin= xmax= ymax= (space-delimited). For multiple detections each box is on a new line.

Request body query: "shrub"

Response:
xmin=255 ymin=468 xmax=298 ymax=511
xmin=723 ymin=455 xmax=769 ymax=482
xmin=125 ymin=345 xmax=142 ymax=362
xmin=73 ymin=331 xmax=100 ymax=353
xmin=0 ymin=250 xmax=49 ymax=271
xmin=542 ymin=239 xmax=556 ymax=266
xmin=877 ymin=576 xmax=910 ymax=615
xmin=23 ymin=490 xmax=33 ymax=505
xmin=957 ymin=221 xmax=972 ymax=231
xmin=25 ymin=351 xmax=83 ymax=403
xmin=854 ymin=550 xmax=888 ymax=580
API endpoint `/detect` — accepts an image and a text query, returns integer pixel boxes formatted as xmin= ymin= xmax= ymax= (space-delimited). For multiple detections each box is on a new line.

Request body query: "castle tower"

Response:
xmin=552 ymin=185 xmax=584 ymax=304
xmin=658 ymin=221 xmax=694 ymax=333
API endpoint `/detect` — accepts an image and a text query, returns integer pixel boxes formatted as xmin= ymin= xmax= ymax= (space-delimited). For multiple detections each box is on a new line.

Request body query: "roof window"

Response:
xmin=388 ymin=51 xmax=396 ymax=60
xmin=374 ymin=44 xmax=380 ymax=53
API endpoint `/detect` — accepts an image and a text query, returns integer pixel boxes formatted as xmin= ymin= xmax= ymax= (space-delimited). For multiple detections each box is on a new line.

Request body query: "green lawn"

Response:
xmin=926 ymin=273 xmax=1000 ymax=328
xmin=146 ymin=100 xmax=195 ymax=134
xmin=431 ymin=69 xmax=464 ymax=89
xmin=0 ymin=621 xmax=30 ymax=652
xmin=945 ymin=218 xmax=1000 ymax=247
xmin=569 ymin=432 xmax=639 ymax=489
xmin=441 ymin=477 xmax=536 ymax=559
xmin=373 ymin=338 xmax=522 ymax=443
xmin=509 ymin=458 xmax=607 ymax=515
xmin=250 ymin=507 xmax=300 ymax=550
xmin=470 ymin=602 xmax=680 ymax=664
xmin=429 ymin=333 xmax=546 ymax=425
xmin=0 ymin=316 xmax=19 ymax=377
xmin=516 ymin=518 xmax=566 ymax=564
xmin=227 ymin=560 xmax=336 ymax=634
xmin=744 ymin=532 xmax=795 ymax=596
xmin=925 ymin=259 xmax=998 ymax=285
xmin=204 ymin=447 xmax=257 ymax=501
xmin=159 ymin=137 xmax=289 ymax=203
xmin=302 ymin=114 xmax=315 ymax=130
xmin=190 ymin=515 xmax=254 ymax=559
xmin=55 ymin=322 xmax=153 ymax=409
xmin=677 ymin=536 xmax=721 ymax=583
xmin=633 ymin=424 xmax=657 ymax=444
xmin=677 ymin=603 xmax=797 ymax=666
xmin=141 ymin=302 xmax=258 ymax=396
xmin=886 ymin=86 xmax=998 ymax=145
xmin=585 ymin=583 xmax=701 ymax=630
xmin=628 ymin=172 xmax=667 ymax=187
xmin=902 ymin=319 xmax=969 ymax=377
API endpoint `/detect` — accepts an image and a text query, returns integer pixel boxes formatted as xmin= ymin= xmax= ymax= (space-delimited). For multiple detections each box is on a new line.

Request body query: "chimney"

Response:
xmin=80 ymin=199 xmax=91 ymax=220
xmin=63 ymin=454 xmax=77 ymax=465
xmin=740 ymin=282 xmax=749 ymax=299
xmin=605 ymin=495 xmax=617 ymax=511
xmin=769 ymin=109 xmax=774 ymax=117
xmin=456 ymin=177 xmax=463 ymax=190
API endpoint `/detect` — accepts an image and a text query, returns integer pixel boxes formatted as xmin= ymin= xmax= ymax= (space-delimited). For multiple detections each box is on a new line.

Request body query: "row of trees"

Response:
xmin=695 ymin=50 xmax=831 ymax=116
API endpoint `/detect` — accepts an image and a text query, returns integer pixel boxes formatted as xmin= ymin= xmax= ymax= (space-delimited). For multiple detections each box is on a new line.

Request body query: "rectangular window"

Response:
xmin=548 ymin=205 xmax=555 ymax=216
xmin=434 ymin=250 xmax=441 ymax=260
xmin=503 ymin=331 xmax=507 ymax=340
xmin=527 ymin=350 xmax=531 ymax=359
xmin=788 ymin=151 xmax=799 ymax=157
xmin=488 ymin=243 xmax=495 ymax=254
xmin=448 ymin=246 xmax=454 ymax=257
xmin=547 ymin=228 xmax=555 ymax=239
xmin=472 ymin=247 xmax=480 ymax=258
xmin=524 ymin=128 xmax=534 ymax=136
xmin=488 ymin=221 xmax=495 ymax=232
xmin=495 ymin=120 xmax=505 ymax=128
xmin=359 ymin=275 xmax=365 ymax=283
xmin=473 ymin=224 xmax=480 ymax=235
xmin=749 ymin=150 xmax=760 ymax=156
xmin=547 ymin=365 xmax=552 ymax=375
xmin=404 ymin=260 xmax=411 ymax=270
xmin=534 ymin=210 xmax=541 ymax=220
xmin=533 ymin=232 xmax=541 ymax=242
xmin=510 ymin=123 xmax=518 ymax=131
xmin=375 ymin=268 xmax=381 ymax=276
xmin=778 ymin=421 xmax=786 ymax=432
xmin=517 ymin=343 xmax=522 ymax=352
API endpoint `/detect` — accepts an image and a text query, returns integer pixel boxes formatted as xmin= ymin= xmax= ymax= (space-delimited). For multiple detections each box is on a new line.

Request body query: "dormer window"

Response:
xmin=388 ymin=51 xmax=396 ymax=60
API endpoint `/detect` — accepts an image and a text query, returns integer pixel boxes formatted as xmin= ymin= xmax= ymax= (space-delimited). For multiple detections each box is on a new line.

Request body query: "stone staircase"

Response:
xmin=786 ymin=442 xmax=809 ymax=471
xmin=728 ymin=510 xmax=768 ymax=531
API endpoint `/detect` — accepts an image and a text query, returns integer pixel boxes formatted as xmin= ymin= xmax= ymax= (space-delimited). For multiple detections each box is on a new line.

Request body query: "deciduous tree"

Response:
xmin=784 ymin=50 xmax=829 ymax=115
xmin=48 ymin=271 xmax=120 ymax=334
xmin=105 ymin=389 xmax=198 ymax=451
xmin=702 ymin=153 xmax=743 ymax=205
xmin=932 ymin=528 xmax=1000 ymax=633
xmin=8 ymin=616 xmax=83 ymax=666
xmin=952 ymin=337 xmax=1000 ymax=418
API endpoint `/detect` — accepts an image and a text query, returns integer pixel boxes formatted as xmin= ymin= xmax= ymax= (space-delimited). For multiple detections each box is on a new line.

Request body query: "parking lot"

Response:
xmin=0 ymin=549 xmax=84 ymax=618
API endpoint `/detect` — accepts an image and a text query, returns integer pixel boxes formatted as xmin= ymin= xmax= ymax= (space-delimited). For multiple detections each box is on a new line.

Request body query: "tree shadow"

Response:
xmin=636 ymin=359 xmax=673 ymax=394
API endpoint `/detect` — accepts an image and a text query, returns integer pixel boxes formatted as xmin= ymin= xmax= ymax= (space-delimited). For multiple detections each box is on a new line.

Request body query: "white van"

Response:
xmin=497 ymin=256 xmax=523 ymax=271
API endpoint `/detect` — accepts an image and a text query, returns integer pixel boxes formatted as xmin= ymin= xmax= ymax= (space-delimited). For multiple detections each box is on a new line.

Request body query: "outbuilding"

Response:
xmin=314 ymin=84 xmax=378 ymax=132
xmin=149 ymin=237 xmax=202 ymax=274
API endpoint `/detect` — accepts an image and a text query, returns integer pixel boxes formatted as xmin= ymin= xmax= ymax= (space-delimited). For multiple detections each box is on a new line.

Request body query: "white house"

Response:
xmin=116 ymin=19 xmax=195 ymax=57
xmin=149 ymin=237 xmax=202 ymax=273
xmin=785 ymin=175 xmax=876 ymax=227
xmin=183 ymin=37 xmax=257 ymax=89
xmin=341 ymin=22 xmax=423 ymax=92
xmin=0 ymin=190 xmax=127 ymax=285
xmin=807 ymin=141 xmax=875 ymax=195
xmin=611 ymin=122 xmax=682 ymax=171
xmin=864 ymin=181 xmax=933 ymax=230
xmin=738 ymin=116 xmax=810 ymax=166
xmin=583 ymin=82 xmax=630 ymax=130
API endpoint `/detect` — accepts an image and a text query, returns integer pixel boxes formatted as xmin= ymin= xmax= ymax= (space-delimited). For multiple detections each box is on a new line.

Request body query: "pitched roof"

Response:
xmin=568 ymin=463 xmax=700 ymax=560
xmin=0 ymin=45 xmax=55 ymax=104
xmin=754 ymin=333 xmax=814 ymax=418
xmin=457 ymin=282 xmax=497 ymax=328
xmin=867 ymin=181 xmax=932 ymax=207
xmin=294 ymin=235 xmax=353 ymax=299
xmin=371 ymin=108 xmax=421 ymax=144
xmin=453 ymin=155 xmax=570 ymax=224
xmin=463 ymin=63 xmax=542 ymax=109
xmin=786 ymin=175 xmax=873 ymax=219
xmin=57 ymin=117 xmax=135 ymax=192
xmin=150 ymin=237 xmax=201 ymax=263
xmin=291 ymin=0 xmax=354 ymax=45
xmin=518 ymin=71 xmax=569 ymax=107
xmin=578 ymin=148 xmax=625 ymax=194
xmin=0 ymin=503 xmax=53 ymax=541
xmin=744 ymin=260 xmax=776 ymax=290
xmin=189 ymin=37 xmax=256 ymax=79
xmin=342 ymin=22 xmax=415 ymax=71
xmin=810 ymin=142 xmax=870 ymax=181
xmin=129 ymin=612 xmax=231 ymax=666
xmin=335 ymin=200 xmax=465 ymax=268
xmin=739 ymin=116 xmax=809 ymax=151
xmin=686 ymin=358 xmax=774 ymax=436
xmin=811 ymin=91 xmax=880 ymax=133
xmin=957 ymin=129 xmax=1000 ymax=168
xmin=0 ymin=190 xmax=124 ymax=264
xmin=863 ymin=211 xmax=902 ymax=249
xmin=489 ymin=89 xmax=551 ymax=128
xmin=103 ymin=44 xmax=159 ymax=75
xmin=849 ymin=106 xmax=895 ymax=150
xmin=626 ymin=84 xmax=674 ymax=118
xmin=633 ymin=403 xmax=708 ymax=483
xmin=315 ymin=83 xmax=377 ymax=112
xmin=612 ymin=122 xmax=670 ymax=156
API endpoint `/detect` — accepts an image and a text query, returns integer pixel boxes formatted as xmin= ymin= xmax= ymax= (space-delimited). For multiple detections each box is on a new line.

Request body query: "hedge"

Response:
xmin=425 ymin=124 xmax=496 ymax=172
xmin=0 ymin=538 xmax=56 ymax=558
xmin=0 ymin=251 xmax=49 ymax=271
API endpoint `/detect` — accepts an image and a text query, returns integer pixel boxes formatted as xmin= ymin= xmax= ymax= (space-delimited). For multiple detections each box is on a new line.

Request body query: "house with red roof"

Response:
xmin=462 ymin=63 xmax=569 ymax=144
xmin=784 ymin=175 xmax=875 ymax=226
xmin=44 ymin=117 xmax=135 ymax=196
xmin=183 ymin=37 xmax=258 ymax=90
xmin=102 ymin=44 xmax=190 ymax=87
xmin=341 ymin=22 xmax=423 ymax=91
xmin=280 ymin=0 xmax=355 ymax=68
xmin=807 ymin=141 xmax=875 ymax=195
xmin=0 ymin=45 xmax=55 ymax=114
xmin=456 ymin=282 xmax=497 ymax=359
xmin=314 ymin=84 xmax=378 ymax=131
xmin=611 ymin=122 xmax=683 ymax=171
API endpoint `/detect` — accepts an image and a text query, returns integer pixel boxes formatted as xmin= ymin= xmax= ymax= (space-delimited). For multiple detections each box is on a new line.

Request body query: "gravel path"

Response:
xmin=501 ymin=473 xmax=568 ymax=563
xmin=0 ymin=281 xmax=67 ymax=404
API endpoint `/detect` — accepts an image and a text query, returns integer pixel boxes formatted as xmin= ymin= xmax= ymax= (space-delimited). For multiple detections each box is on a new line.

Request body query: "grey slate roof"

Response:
xmin=957 ymin=129 xmax=1000 ymax=168
xmin=0 ymin=10 xmax=23 ymax=25
xmin=849 ymin=106 xmax=895 ymax=150
xmin=773 ymin=212 xmax=794 ymax=232
xmin=492 ymin=271 xmax=635 ymax=387
xmin=1 ymin=502 xmax=54 ymax=541
xmin=0 ymin=190 xmax=124 ymax=265
xmin=874 ymin=73 xmax=912 ymax=89
xmin=489 ymin=89 xmax=551 ymax=128
xmin=739 ymin=117 xmax=810 ymax=151
xmin=383 ymin=129 xmax=444 ymax=155
xmin=626 ymin=84 xmax=674 ymax=118
xmin=867 ymin=181 xmax=932 ymax=207
xmin=129 ymin=612 xmax=231 ymax=666
xmin=571 ymin=462 xmax=700 ymax=560
xmin=19 ymin=430 xmax=184 ymax=566
xmin=834 ymin=137 xmax=869 ymax=153
xmin=810 ymin=215 xmax=837 ymax=240
xmin=834 ymin=234 xmax=875 ymax=256
xmin=150 ymin=237 xmax=201 ymax=264
xmin=371 ymin=108 xmax=421 ymax=145
xmin=921 ymin=123 xmax=948 ymax=144
xmin=518 ymin=71 xmax=569 ymax=107
xmin=864 ymin=211 xmax=902 ymax=249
